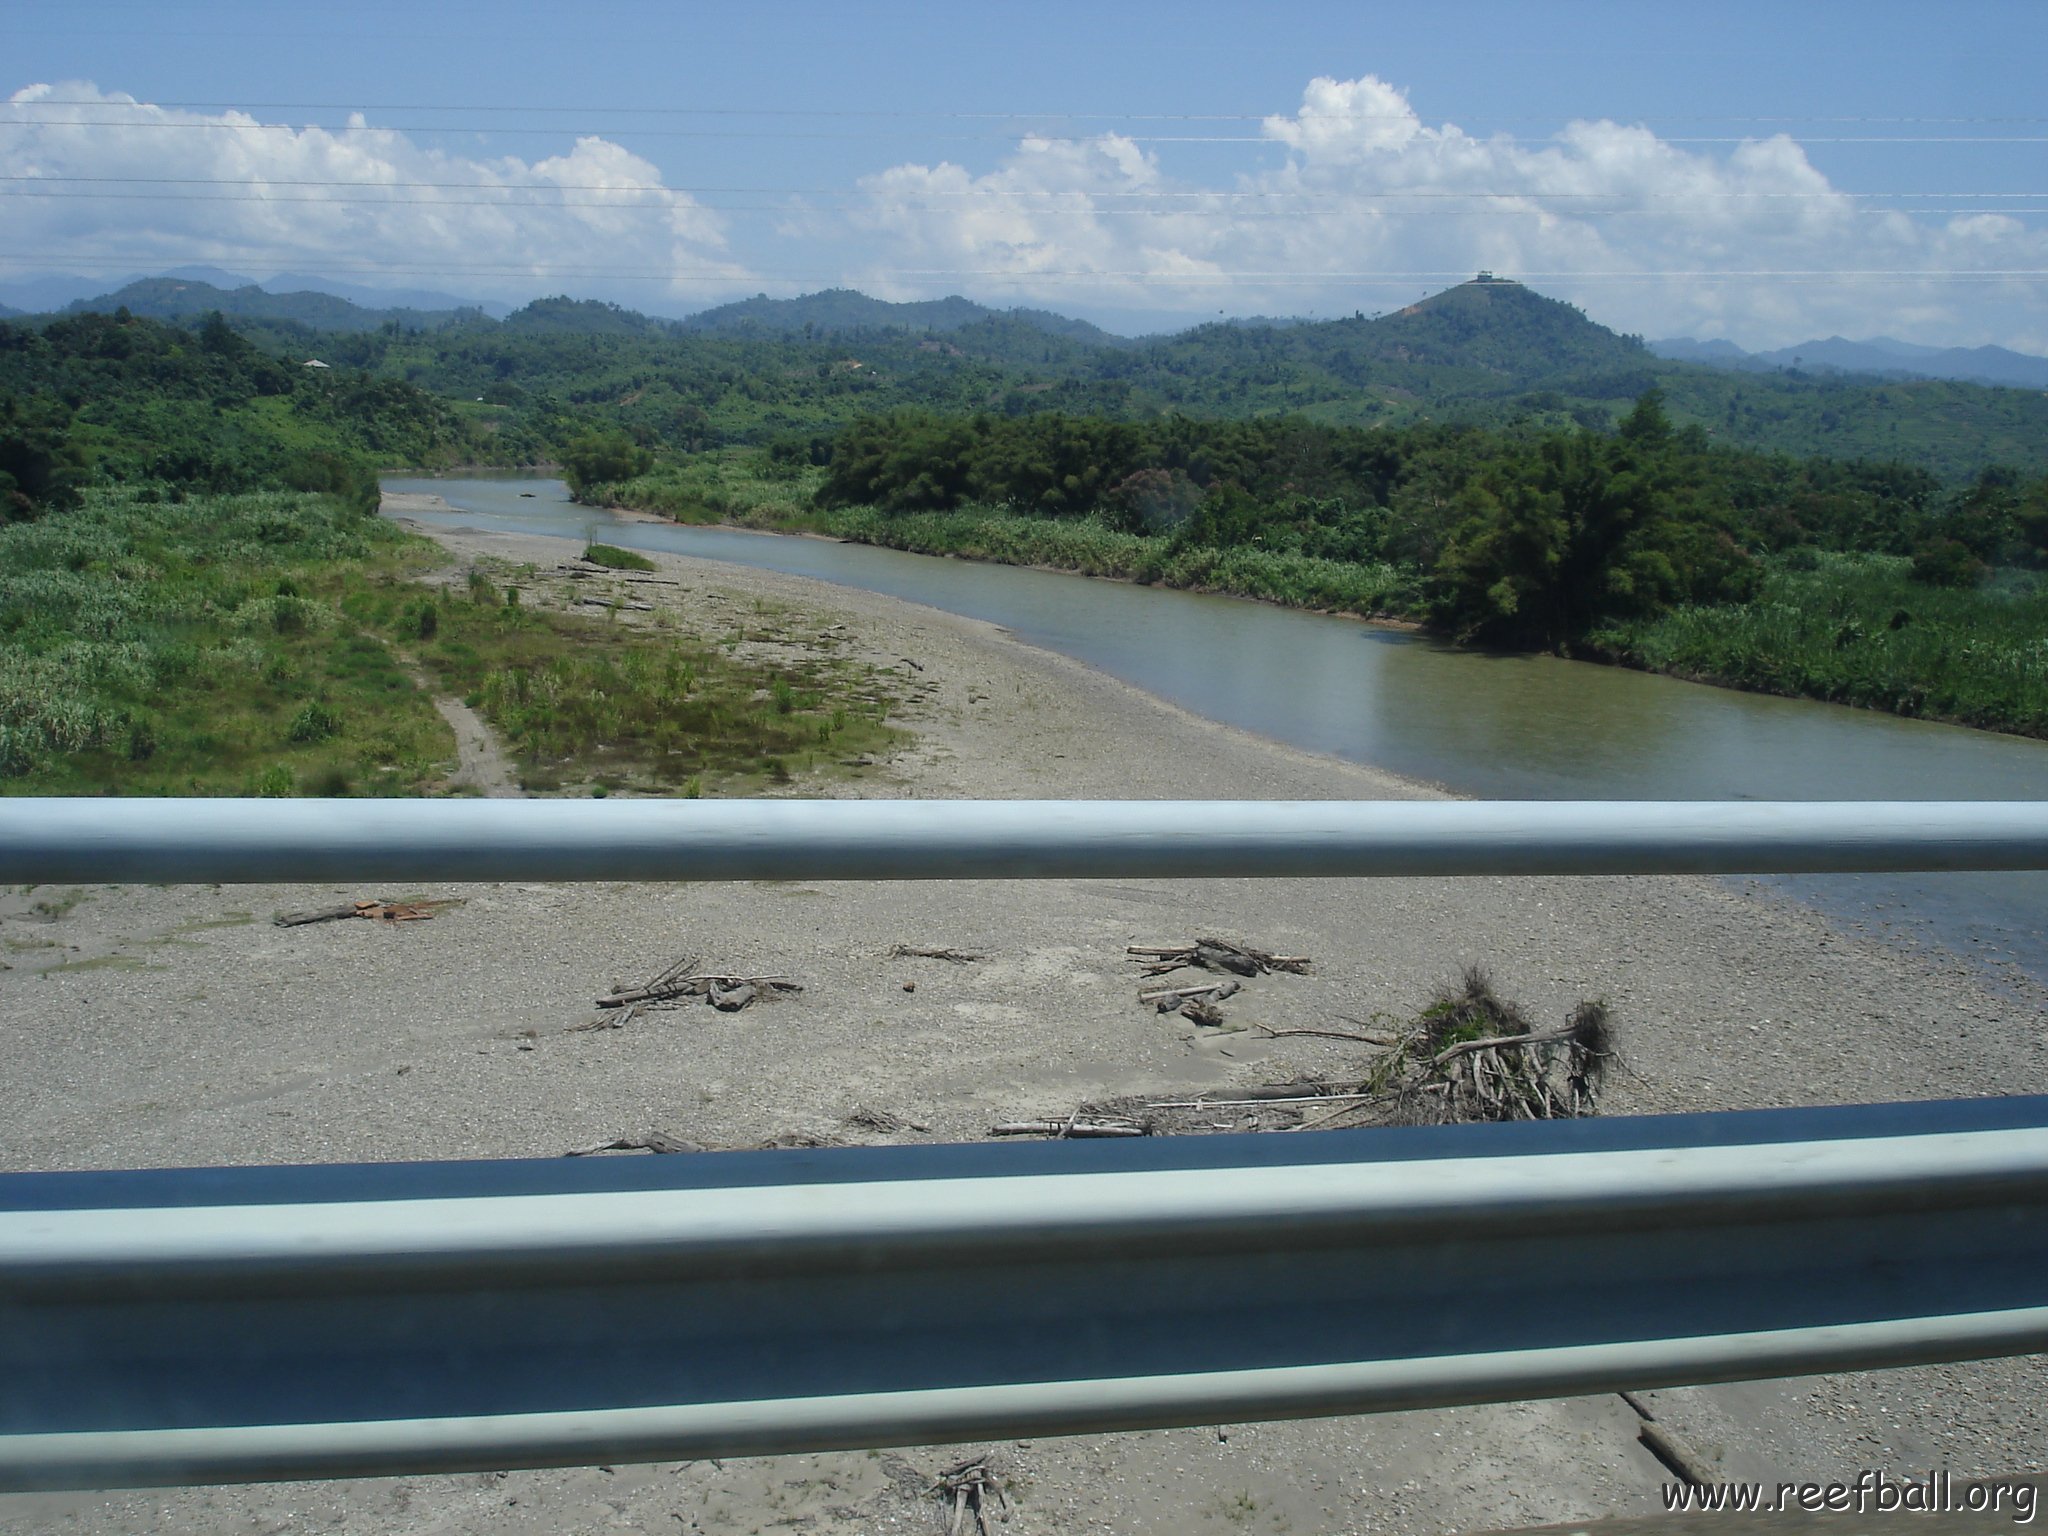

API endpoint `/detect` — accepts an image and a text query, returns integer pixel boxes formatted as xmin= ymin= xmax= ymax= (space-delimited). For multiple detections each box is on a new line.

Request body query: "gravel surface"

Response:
xmin=1 ymin=501 xmax=2043 ymax=1533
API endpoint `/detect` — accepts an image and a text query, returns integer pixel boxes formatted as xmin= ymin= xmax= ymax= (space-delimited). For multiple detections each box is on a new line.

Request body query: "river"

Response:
xmin=384 ymin=474 xmax=2048 ymax=989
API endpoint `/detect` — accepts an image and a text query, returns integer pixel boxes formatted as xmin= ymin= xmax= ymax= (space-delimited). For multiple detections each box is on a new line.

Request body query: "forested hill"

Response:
xmin=1097 ymin=280 xmax=1650 ymax=417
xmin=62 ymin=276 xmax=483 ymax=333
xmin=1131 ymin=279 xmax=1648 ymax=391
xmin=0 ymin=309 xmax=489 ymax=518
xmin=678 ymin=288 xmax=1126 ymax=346
xmin=30 ymin=275 xmax=2048 ymax=481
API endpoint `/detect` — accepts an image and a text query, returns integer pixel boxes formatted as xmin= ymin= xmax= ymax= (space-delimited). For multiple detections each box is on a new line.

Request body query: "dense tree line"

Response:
xmin=40 ymin=277 xmax=2048 ymax=487
xmin=0 ymin=309 xmax=478 ymax=517
xmin=813 ymin=394 xmax=2048 ymax=651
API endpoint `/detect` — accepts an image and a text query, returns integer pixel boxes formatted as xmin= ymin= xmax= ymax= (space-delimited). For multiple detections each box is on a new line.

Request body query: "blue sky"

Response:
xmin=7 ymin=0 xmax=2046 ymax=346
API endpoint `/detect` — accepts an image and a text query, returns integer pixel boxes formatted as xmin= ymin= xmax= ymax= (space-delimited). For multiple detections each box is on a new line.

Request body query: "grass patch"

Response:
xmin=4 ymin=486 xmax=905 ymax=797
xmin=590 ymin=453 xmax=826 ymax=530
xmin=0 ymin=487 xmax=456 ymax=794
xmin=356 ymin=559 xmax=904 ymax=794
xmin=1598 ymin=552 xmax=2048 ymax=737
xmin=820 ymin=505 xmax=1416 ymax=616
xmin=582 ymin=542 xmax=658 ymax=572
xmin=28 ymin=889 xmax=93 ymax=920
xmin=596 ymin=452 xmax=1418 ymax=620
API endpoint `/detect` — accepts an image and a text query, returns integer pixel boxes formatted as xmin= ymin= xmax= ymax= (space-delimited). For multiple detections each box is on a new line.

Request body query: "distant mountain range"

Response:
xmin=49 ymin=276 xmax=486 ymax=333
xmin=1651 ymin=333 xmax=2048 ymax=390
xmin=676 ymin=287 xmax=1128 ymax=346
xmin=9 ymin=274 xmax=1129 ymax=348
xmin=11 ymin=271 xmax=2048 ymax=480
xmin=0 ymin=267 xmax=513 ymax=327
xmin=13 ymin=266 xmax=2045 ymax=392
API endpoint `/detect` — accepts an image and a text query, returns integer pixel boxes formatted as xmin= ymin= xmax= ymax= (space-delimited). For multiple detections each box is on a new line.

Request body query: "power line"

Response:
xmin=4 ymin=190 xmax=2041 ymax=219
xmin=6 ymin=174 xmax=2045 ymax=201
xmin=0 ymin=254 xmax=2035 ymax=285
xmin=13 ymin=99 xmax=2048 ymax=127
xmin=5 ymin=118 xmax=2045 ymax=146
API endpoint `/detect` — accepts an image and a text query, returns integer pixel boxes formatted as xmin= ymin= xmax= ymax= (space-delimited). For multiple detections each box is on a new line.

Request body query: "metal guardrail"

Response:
xmin=5 ymin=797 xmax=2048 ymax=883
xmin=4 ymin=797 xmax=2048 ymax=1491
xmin=4 ymin=1097 xmax=2047 ymax=1492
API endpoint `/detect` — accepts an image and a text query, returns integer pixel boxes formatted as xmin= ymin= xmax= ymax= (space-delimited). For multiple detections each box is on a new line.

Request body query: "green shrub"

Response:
xmin=287 ymin=699 xmax=340 ymax=744
xmin=582 ymin=543 xmax=657 ymax=572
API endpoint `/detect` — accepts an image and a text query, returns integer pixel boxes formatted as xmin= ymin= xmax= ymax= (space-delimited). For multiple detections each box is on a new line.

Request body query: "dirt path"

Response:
xmin=1 ymin=506 xmax=2042 ymax=1535
xmin=429 ymin=691 xmax=520 ymax=797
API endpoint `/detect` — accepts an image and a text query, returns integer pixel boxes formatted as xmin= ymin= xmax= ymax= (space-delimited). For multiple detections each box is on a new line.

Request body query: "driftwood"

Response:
xmin=575 ymin=595 xmax=654 ymax=612
xmin=1433 ymin=1025 xmax=1586 ymax=1068
xmin=1292 ymin=1092 xmax=1404 ymax=1132
xmin=928 ymin=1454 xmax=1007 ymax=1536
xmin=274 ymin=898 xmax=457 ymax=927
xmin=890 ymin=945 xmax=987 ymax=963
xmin=557 ymin=561 xmax=681 ymax=586
xmin=565 ymin=1131 xmax=704 ymax=1156
xmin=844 ymin=1106 xmax=932 ymax=1134
xmin=597 ymin=956 xmax=801 ymax=1011
xmin=1138 ymin=978 xmax=1240 ymax=1007
xmin=997 ymin=969 xmax=1609 ymax=1146
xmin=1252 ymin=1023 xmax=1401 ymax=1047
xmin=596 ymin=954 xmax=697 ymax=1006
xmin=1638 ymin=1420 xmax=1718 ymax=1488
xmin=1388 ymin=970 xmax=1612 ymax=1126
xmin=275 ymin=903 xmax=362 ymax=927
xmin=1128 ymin=938 xmax=1310 ymax=979
xmin=1147 ymin=1087 xmax=1378 ymax=1110
xmin=565 ymin=1004 xmax=642 ymax=1033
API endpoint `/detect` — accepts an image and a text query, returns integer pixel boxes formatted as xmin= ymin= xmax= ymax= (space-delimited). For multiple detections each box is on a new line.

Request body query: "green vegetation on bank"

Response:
xmin=0 ymin=487 xmax=453 ymax=792
xmin=0 ymin=309 xmax=479 ymax=518
xmin=586 ymin=402 xmax=2048 ymax=735
xmin=580 ymin=542 xmax=658 ymax=572
xmin=0 ymin=486 xmax=904 ymax=795
xmin=352 ymin=565 xmax=902 ymax=795
xmin=822 ymin=505 xmax=1420 ymax=616
xmin=802 ymin=395 xmax=2048 ymax=645
xmin=1598 ymin=554 xmax=2048 ymax=736
xmin=0 ymin=307 xmax=910 ymax=796
xmin=17 ymin=274 xmax=2048 ymax=758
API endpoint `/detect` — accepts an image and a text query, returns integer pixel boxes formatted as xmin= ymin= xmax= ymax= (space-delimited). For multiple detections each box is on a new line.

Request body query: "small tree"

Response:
xmin=561 ymin=430 xmax=654 ymax=497
xmin=1434 ymin=428 xmax=1679 ymax=651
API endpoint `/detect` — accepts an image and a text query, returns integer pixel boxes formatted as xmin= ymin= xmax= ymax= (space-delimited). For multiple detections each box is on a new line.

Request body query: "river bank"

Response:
xmin=590 ymin=454 xmax=2048 ymax=742
xmin=5 ymin=499 xmax=2042 ymax=1535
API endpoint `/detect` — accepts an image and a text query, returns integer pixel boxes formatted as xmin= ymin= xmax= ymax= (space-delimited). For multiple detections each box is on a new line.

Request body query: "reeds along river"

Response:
xmin=385 ymin=475 xmax=2048 ymax=990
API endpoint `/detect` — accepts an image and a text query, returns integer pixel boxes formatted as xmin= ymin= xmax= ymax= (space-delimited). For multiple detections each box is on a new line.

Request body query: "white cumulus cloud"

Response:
xmin=840 ymin=74 xmax=2048 ymax=348
xmin=1 ymin=82 xmax=752 ymax=303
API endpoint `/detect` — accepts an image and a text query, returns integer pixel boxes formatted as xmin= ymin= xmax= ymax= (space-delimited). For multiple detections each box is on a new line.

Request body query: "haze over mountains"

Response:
xmin=1651 ymin=334 xmax=2048 ymax=391
xmin=0 ymin=267 xmax=513 ymax=326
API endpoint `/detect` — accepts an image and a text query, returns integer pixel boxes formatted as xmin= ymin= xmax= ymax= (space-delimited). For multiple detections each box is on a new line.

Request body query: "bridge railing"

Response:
xmin=3 ymin=797 xmax=2046 ymax=1492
